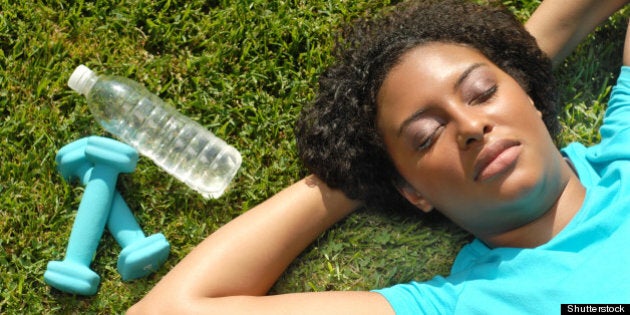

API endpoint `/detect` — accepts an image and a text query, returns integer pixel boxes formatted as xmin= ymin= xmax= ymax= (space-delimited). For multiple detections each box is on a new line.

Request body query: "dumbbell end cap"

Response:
xmin=44 ymin=260 xmax=100 ymax=295
xmin=117 ymin=233 xmax=170 ymax=281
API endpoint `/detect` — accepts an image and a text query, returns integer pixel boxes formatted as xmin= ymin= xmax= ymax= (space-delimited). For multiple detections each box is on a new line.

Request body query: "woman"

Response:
xmin=129 ymin=0 xmax=630 ymax=313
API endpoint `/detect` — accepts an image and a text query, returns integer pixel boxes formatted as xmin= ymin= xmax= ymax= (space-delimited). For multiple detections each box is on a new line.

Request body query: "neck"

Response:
xmin=483 ymin=167 xmax=585 ymax=249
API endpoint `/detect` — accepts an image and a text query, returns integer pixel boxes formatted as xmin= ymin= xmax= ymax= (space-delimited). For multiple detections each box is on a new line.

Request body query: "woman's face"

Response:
xmin=376 ymin=43 xmax=570 ymax=238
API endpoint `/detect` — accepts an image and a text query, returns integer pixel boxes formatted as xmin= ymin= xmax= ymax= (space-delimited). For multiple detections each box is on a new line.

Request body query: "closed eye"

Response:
xmin=471 ymin=85 xmax=497 ymax=105
xmin=416 ymin=125 xmax=444 ymax=151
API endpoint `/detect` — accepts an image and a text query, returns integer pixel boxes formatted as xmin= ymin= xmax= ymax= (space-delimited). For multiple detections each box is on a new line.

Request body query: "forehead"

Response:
xmin=401 ymin=42 xmax=489 ymax=64
xmin=380 ymin=42 xmax=492 ymax=97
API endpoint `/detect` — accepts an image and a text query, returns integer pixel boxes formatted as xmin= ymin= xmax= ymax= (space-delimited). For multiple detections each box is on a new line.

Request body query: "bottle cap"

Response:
xmin=68 ymin=65 xmax=97 ymax=95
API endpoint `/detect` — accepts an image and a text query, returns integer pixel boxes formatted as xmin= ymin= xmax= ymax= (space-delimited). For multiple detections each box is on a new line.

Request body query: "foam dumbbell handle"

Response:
xmin=58 ymin=162 xmax=147 ymax=249
xmin=108 ymin=192 xmax=146 ymax=249
xmin=64 ymin=165 xmax=119 ymax=267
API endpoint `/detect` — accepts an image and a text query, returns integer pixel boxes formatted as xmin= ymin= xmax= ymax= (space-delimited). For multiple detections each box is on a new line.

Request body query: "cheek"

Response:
xmin=509 ymin=103 xmax=550 ymax=142
xmin=399 ymin=145 xmax=465 ymax=195
xmin=496 ymin=83 xmax=538 ymax=117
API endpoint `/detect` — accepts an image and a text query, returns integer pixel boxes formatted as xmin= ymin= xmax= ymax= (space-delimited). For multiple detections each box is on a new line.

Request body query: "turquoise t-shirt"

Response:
xmin=374 ymin=66 xmax=630 ymax=314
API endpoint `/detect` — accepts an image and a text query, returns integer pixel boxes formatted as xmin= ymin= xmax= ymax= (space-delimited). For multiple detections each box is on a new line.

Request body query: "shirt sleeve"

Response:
xmin=372 ymin=275 xmax=462 ymax=315
xmin=587 ymin=66 xmax=630 ymax=165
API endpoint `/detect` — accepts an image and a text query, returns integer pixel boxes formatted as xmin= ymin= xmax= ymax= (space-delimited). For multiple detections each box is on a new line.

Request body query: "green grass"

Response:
xmin=0 ymin=0 xmax=626 ymax=313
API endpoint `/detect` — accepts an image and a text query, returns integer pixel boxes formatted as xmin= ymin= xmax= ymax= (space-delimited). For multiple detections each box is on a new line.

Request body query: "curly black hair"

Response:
xmin=296 ymin=0 xmax=558 ymax=213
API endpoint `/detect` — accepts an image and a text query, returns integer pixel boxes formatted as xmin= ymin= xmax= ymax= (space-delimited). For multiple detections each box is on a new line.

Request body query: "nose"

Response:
xmin=454 ymin=108 xmax=492 ymax=150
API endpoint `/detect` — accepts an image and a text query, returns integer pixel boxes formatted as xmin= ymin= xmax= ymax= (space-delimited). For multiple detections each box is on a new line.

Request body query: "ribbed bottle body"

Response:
xmin=86 ymin=76 xmax=241 ymax=198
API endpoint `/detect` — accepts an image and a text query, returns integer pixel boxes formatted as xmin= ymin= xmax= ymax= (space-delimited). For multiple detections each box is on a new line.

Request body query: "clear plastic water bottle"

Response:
xmin=68 ymin=64 xmax=242 ymax=198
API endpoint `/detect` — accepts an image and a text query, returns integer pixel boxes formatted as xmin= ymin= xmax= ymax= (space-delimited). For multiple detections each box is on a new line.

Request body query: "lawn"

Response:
xmin=0 ymin=0 xmax=626 ymax=313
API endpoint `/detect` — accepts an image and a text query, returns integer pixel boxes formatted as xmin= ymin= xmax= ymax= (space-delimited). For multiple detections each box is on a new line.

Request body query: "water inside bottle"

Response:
xmin=105 ymin=94 xmax=241 ymax=198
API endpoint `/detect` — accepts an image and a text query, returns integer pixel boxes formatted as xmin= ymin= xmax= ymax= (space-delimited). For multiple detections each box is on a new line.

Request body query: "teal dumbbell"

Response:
xmin=44 ymin=136 xmax=138 ymax=295
xmin=45 ymin=137 xmax=170 ymax=289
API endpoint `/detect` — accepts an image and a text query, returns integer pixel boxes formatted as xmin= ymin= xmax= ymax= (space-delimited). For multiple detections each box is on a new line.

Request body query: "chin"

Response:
xmin=494 ymin=167 xmax=548 ymax=204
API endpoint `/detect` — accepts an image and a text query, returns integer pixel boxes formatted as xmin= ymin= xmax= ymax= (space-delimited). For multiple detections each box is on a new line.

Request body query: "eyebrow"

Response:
xmin=396 ymin=62 xmax=486 ymax=138
xmin=454 ymin=62 xmax=485 ymax=91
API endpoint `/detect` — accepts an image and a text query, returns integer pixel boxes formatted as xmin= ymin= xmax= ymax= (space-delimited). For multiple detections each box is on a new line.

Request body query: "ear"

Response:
xmin=397 ymin=184 xmax=434 ymax=213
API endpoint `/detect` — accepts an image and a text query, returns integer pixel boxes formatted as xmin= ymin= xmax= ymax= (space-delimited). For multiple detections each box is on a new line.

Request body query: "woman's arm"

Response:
xmin=525 ymin=0 xmax=629 ymax=66
xmin=128 ymin=177 xmax=392 ymax=314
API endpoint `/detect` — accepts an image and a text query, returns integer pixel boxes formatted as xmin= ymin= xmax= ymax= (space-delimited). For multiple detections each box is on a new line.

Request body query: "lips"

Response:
xmin=473 ymin=139 xmax=522 ymax=181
